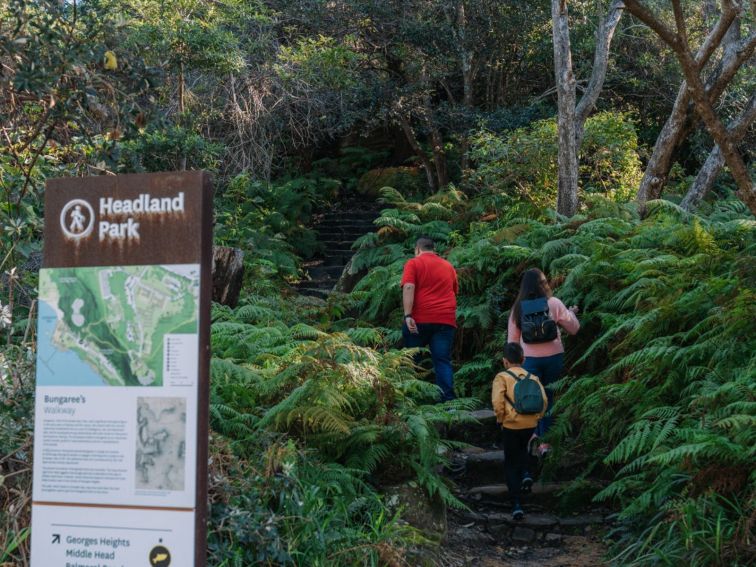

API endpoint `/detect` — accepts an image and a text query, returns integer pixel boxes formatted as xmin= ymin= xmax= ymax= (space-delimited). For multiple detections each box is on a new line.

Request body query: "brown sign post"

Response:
xmin=31 ymin=172 xmax=212 ymax=567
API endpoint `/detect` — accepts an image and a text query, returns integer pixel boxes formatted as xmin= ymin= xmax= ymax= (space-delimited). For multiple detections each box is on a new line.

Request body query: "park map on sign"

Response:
xmin=39 ymin=265 xmax=199 ymax=386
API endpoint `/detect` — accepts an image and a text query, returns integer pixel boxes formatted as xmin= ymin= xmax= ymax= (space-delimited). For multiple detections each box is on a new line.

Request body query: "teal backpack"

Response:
xmin=503 ymin=370 xmax=545 ymax=415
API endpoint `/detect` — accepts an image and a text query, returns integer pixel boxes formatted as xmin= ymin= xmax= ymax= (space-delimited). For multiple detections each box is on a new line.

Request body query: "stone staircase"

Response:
xmin=295 ymin=196 xmax=383 ymax=299
xmin=439 ymin=410 xmax=611 ymax=566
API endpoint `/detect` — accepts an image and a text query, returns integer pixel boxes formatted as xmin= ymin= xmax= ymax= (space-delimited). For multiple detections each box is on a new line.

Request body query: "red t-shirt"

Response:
xmin=400 ymin=253 xmax=458 ymax=327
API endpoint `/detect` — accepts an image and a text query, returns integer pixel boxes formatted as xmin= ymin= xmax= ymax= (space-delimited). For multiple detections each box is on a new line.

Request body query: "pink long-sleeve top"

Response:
xmin=507 ymin=296 xmax=580 ymax=358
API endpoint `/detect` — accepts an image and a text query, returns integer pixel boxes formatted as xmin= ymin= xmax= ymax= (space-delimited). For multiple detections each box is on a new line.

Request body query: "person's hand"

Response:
xmin=406 ymin=316 xmax=419 ymax=334
xmin=569 ymin=305 xmax=580 ymax=314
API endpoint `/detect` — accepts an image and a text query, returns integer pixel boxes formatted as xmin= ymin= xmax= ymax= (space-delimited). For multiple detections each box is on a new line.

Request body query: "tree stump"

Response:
xmin=212 ymin=246 xmax=244 ymax=308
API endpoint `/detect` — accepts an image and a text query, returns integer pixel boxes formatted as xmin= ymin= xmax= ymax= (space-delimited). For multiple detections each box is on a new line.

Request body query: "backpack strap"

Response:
xmin=504 ymin=369 xmax=529 ymax=382
xmin=502 ymin=370 xmax=530 ymax=409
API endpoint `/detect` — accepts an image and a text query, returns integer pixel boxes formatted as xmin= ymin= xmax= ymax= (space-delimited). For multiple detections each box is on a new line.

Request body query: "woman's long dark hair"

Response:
xmin=511 ymin=268 xmax=552 ymax=329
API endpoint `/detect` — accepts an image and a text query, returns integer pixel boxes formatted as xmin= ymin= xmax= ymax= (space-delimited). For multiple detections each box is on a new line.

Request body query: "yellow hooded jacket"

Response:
xmin=491 ymin=366 xmax=548 ymax=430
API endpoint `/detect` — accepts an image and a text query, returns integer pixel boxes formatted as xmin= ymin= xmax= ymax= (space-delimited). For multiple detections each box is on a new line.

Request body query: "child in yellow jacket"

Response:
xmin=491 ymin=342 xmax=547 ymax=520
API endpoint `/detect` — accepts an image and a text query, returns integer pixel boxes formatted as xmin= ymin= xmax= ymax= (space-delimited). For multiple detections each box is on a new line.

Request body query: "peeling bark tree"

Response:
xmin=397 ymin=111 xmax=438 ymax=192
xmin=454 ymin=1 xmax=475 ymax=171
xmin=212 ymin=246 xmax=244 ymax=308
xmin=551 ymin=0 xmax=625 ymax=217
xmin=681 ymin=94 xmax=756 ymax=211
xmin=636 ymin=7 xmax=756 ymax=205
xmin=624 ymin=0 xmax=756 ymax=215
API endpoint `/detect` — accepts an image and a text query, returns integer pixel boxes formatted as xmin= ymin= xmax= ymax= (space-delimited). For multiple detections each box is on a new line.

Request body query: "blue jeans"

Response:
xmin=523 ymin=353 xmax=564 ymax=437
xmin=403 ymin=323 xmax=456 ymax=401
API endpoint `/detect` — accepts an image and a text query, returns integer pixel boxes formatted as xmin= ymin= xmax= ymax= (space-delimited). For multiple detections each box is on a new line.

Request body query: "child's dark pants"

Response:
xmin=501 ymin=426 xmax=535 ymax=504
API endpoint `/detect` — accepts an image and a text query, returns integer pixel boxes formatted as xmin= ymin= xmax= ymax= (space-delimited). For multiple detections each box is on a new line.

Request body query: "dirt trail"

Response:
xmin=440 ymin=515 xmax=607 ymax=566
xmin=437 ymin=410 xmax=611 ymax=567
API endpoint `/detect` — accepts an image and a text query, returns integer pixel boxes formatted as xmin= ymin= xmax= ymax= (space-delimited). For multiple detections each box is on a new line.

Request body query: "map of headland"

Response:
xmin=37 ymin=265 xmax=199 ymax=387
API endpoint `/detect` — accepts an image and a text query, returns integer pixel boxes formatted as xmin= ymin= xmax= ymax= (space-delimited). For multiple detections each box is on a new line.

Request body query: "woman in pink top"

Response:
xmin=508 ymin=268 xmax=580 ymax=456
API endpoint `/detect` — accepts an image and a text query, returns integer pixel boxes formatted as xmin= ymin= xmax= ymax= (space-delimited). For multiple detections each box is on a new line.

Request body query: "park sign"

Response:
xmin=31 ymin=172 xmax=212 ymax=567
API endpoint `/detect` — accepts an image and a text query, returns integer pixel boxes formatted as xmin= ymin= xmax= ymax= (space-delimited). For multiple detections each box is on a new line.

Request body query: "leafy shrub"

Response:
xmin=357 ymin=167 xmax=426 ymax=198
xmin=0 ymin=346 xmax=35 ymax=565
xmin=119 ymin=125 xmax=223 ymax=173
xmin=207 ymin=437 xmax=417 ymax=566
xmin=346 ymin=181 xmax=755 ymax=563
xmin=310 ymin=147 xmax=390 ymax=193
xmin=211 ymin=297 xmax=471 ymax=508
xmin=215 ymin=173 xmax=331 ymax=279
xmin=468 ymin=111 xmax=643 ymax=217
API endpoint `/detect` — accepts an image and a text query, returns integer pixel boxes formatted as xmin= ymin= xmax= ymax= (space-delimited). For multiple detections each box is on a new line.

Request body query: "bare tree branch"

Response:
xmin=553 ymin=0 xmax=625 ymax=217
xmin=625 ymin=0 xmax=755 ymax=213
xmin=575 ymin=0 xmax=625 ymax=136
xmin=680 ymin=93 xmax=756 ymax=211
xmin=635 ymin=0 xmax=752 ymax=204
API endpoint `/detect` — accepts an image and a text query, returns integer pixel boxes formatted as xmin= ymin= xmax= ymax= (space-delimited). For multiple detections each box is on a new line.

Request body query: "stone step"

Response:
xmin=298 ymin=277 xmax=336 ymax=287
xmin=453 ymin=508 xmax=608 ymax=536
xmin=325 ymin=212 xmax=381 ymax=222
xmin=449 ymin=512 xmax=608 ymax=549
xmin=466 ymin=481 xmax=566 ymax=500
xmin=463 ymin=479 xmax=606 ymax=508
xmin=323 ymin=254 xmax=353 ymax=267
xmin=317 ymin=236 xmax=363 ymax=246
xmin=317 ymin=226 xmax=370 ymax=235
xmin=315 ymin=228 xmax=375 ymax=238
xmin=317 ymin=234 xmax=367 ymax=244
xmin=307 ymin=265 xmax=345 ymax=280
xmin=319 ymin=239 xmax=357 ymax=247
xmin=463 ymin=450 xmax=506 ymax=486
xmin=444 ymin=409 xmax=500 ymax=447
xmin=322 ymin=247 xmax=356 ymax=256
xmin=315 ymin=220 xmax=378 ymax=230
xmin=296 ymin=286 xmax=332 ymax=299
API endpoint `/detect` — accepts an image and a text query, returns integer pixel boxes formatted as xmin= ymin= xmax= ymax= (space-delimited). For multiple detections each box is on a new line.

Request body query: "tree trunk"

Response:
xmin=458 ymin=3 xmax=474 ymax=110
xmin=574 ymin=0 xmax=625 ymax=145
xmin=624 ymin=0 xmax=756 ymax=215
xmin=677 ymin=47 xmax=755 ymax=213
xmin=212 ymin=246 xmax=245 ymax=308
xmin=551 ymin=0 xmax=624 ymax=217
xmin=427 ymin=116 xmax=449 ymax=188
xmin=178 ymin=62 xmax=186 ymax=114
xmin=458 ymin=1 xmax=474 ymax=171
xmin=178 ymin=62 xmax=187 ymax=170
xmin=636 ymin=7 xmax=754 ymax=204
xmin=680 ymin=94 xmax=756 ymax=211
xmin=397 ymin=113 xmax=438 ymax=191
xmin=552 ymin=0 xmax=579 ymax=217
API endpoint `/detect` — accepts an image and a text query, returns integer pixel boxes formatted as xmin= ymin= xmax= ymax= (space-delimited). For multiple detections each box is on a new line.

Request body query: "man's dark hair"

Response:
xmin=415 ymin=237 xmax=435 ymax=251
xmin=503 ymin=342 xmax=524 ymax=364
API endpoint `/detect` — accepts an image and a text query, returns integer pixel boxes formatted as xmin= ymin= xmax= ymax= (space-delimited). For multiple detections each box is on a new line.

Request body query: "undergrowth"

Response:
xmin=346 ymin=188 xmax=755 ymax=566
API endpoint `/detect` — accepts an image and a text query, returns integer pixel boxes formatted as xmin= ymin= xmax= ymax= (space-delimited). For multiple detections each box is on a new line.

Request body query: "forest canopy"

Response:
xmin=1 ymin=0 xmax=754 ymax=566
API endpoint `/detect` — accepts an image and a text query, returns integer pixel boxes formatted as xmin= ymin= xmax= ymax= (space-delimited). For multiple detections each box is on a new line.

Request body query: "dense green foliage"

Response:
xmin=469 ymin=111 xmax=643 ymax=216
xmin=348 ymin=185 xmax=755 ymax=565
xmin=2 ymin=0 xmax=755 ymax=565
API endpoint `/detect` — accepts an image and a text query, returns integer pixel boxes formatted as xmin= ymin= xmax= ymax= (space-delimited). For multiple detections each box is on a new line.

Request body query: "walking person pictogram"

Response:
xmin=69 ymin=205 xmax=86 ymax=233
xmin=59 ymin=199 xmax=95 ymax=240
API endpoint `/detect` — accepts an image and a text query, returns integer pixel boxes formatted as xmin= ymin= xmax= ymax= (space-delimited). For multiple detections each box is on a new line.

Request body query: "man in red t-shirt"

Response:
xmin=401 ymin=237 xmax=458 ymax=401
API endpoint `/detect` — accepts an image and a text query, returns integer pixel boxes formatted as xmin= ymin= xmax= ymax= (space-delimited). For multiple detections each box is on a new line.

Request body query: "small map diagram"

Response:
xmin=37 ymin=265 xmax=199 ymax=387
xmin=136 ymin=397 xmax=186 ymax=491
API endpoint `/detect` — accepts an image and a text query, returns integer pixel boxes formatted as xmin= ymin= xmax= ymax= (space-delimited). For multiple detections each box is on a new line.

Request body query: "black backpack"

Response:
xmin=503 ymin=370 xmax=545 ymax=415
xmin=519 ymin=297 xmax=558 ymax=344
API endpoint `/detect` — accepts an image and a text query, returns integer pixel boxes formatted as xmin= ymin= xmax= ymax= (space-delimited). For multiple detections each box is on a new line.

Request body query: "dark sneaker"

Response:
xmin=512 ymin=505 xmax=525 ymax=521
xmin=521 ymin=474 xmax=534 ymax=494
